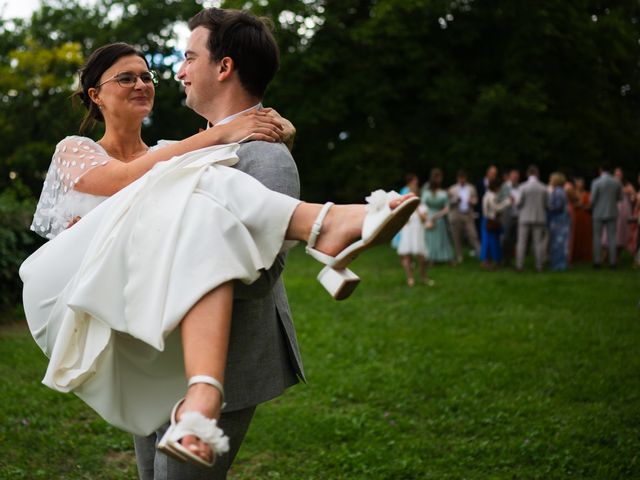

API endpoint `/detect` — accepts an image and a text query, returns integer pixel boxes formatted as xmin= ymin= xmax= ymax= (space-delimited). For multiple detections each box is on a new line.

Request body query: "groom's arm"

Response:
xmin=233 ymin=142 xmax=300 ymax=299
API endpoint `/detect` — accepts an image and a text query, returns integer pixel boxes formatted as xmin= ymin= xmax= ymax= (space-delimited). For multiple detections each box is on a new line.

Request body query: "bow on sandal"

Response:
xmin=157 ymin=375 xmax=229 ymax=468
xmin=306 ymin=190 xmax=419 ymax=300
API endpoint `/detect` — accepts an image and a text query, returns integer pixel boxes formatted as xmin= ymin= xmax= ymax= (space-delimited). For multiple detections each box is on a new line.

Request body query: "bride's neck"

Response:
xmin=99 ymin=119 xmax=148 ymax=162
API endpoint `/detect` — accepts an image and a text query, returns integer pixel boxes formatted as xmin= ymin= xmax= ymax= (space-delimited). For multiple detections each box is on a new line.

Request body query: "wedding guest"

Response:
xmin=392 ymin=173 xmax=417 ymax=250
xmin=564 ymin=178 xmax=577 ymax=261
xmin=397 ymin=175 xmax=431 ymax=286
xmin=499 ymin=168 xmax=520 ymax=266
xmin=448 ymin=169 xmax=480 ymax=263
xmin=634 ymin=173 xmax=640 ymax=267
xmin=422 ymin=168 xmax=454 ymax=263
xmin=548 ymin=173 xmax=571 ymax=271
xmin=622 ymin=179 xmax=637 ymax=255
xmin=570 ymin=177 xmax=593 ymax=263
xmin=516 ymin=165 xmax=548 ymax=272
xmin=591 ymin=164 xmax=623 ymax=268
xmin=476 ymin=164 xmax=498 ymax=245
xmin=481 ymin=178 xmax=511 ymax=269
xmin=602 ymin=167 xmax=632 ymax=261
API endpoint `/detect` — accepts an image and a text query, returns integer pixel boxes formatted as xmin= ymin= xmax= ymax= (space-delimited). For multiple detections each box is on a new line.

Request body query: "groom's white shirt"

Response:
xmin=207 ymin=103 xmax=263 ymax=128
xmin=215 ymin=103 xmax=262 ymax=126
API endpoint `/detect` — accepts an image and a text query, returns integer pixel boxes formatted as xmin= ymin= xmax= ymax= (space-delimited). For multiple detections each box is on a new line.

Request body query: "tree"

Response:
xmin=225 ymin=0 xmax=640 ymax=198
xmin=2 ymin=0 xmax=640 ymax=199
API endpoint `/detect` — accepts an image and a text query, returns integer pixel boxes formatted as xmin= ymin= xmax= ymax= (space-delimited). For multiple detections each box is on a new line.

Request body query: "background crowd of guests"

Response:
xmin=393 ymin=165 xmax=640 ymax=286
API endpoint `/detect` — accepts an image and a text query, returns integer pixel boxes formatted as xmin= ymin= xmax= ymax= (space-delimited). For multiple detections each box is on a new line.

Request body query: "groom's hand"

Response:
xmin=66 ymin=216 xmax=81 ymax=228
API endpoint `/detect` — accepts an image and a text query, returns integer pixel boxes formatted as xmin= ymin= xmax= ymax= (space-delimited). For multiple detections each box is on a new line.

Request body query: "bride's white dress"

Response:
xmin=20 ymin=136 xmax=299 ymax=435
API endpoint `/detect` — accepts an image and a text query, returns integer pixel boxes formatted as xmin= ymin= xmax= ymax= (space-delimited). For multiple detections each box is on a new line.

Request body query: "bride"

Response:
xmin=20 ymin=42 xmax=417 ymax=467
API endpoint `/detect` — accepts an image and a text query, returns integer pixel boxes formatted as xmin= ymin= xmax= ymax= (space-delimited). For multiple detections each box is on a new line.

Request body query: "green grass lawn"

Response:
xmin=1 ymin=246 xmax=639 ymax=479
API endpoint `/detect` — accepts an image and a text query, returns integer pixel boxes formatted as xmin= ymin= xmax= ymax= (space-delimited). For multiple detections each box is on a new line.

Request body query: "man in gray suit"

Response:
xmin=499 ymin=168 xmax=521 ymax=266
xmin=134 ymin=8 xmax=303 ymax=479
xmin=591 ymin=165 xmax=623 ymax=268
xmin=516 ymin=165 xmax=548 ymax=272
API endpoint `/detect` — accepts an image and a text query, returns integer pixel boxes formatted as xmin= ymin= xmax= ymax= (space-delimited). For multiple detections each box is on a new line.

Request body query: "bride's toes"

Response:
xmin=390 ymin=193 xmax=417 ymax=209
xmin=183 ymin=436 xmax=213 ymax=462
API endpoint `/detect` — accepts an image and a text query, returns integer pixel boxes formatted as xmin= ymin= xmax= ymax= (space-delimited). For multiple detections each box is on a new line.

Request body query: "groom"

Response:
xmin=133 ymin=8 xmax=304 ymax=479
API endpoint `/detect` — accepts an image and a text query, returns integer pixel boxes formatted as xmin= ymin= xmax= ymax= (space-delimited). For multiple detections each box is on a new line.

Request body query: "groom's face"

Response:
xmin=177 ymin=27 xmax=219 ymax=116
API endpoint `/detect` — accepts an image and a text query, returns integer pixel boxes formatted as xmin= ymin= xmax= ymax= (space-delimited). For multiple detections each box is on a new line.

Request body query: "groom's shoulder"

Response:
xmin=236 ymin=141 xmax=299 ymax=196
xmin=238 ymin=141 xmax=293 ymax=163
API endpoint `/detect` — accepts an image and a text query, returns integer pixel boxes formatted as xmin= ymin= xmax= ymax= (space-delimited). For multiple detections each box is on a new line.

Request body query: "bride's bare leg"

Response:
xmin=177 ymin=281 xmax=233 ymax=463
xmin=285 ymin=196 xmax=413 ymax=256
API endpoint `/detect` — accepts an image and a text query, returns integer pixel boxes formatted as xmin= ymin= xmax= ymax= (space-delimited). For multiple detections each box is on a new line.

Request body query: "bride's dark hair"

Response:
xmin=73 ymin=42 xmax=149 ymax=134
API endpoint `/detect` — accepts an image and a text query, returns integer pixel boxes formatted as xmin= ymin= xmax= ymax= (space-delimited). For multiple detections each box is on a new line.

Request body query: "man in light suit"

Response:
xmin=448 ymin=169 xmax=480 ymax=262
xmin=591 ymin=164 xmax=623 ymax=268
xmin=516 ymin=165 xmax=548 ymax=272
xmin=134 ymin=8 xmax=303 ymax=479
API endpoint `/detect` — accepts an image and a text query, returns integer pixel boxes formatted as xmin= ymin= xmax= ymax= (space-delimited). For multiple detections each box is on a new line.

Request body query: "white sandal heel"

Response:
xmin=317 ymin=265 xmax=361 ymax=300
xmin=305 ymin=202 xmax=360 ymax=300
xmin=306 ymin=191 xmax=419 ymax=300
xmin=157 ymin=375 xmax=229 ymax=468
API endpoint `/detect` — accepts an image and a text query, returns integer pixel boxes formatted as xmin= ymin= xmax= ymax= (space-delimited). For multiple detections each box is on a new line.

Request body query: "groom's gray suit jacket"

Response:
xmin=223 ymin=141 xmax=304 ymax=412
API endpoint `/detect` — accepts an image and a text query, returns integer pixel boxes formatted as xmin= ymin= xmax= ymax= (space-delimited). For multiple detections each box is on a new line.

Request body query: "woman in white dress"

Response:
xmin=397 ymin=174 xmax=431 ymax=286
xmin=20 ymin=43 xmax=418 ymax=467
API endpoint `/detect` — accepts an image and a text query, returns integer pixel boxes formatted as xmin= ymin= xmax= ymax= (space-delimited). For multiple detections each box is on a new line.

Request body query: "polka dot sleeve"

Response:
xmin=30 ymin=136 xmax=111 ymax=239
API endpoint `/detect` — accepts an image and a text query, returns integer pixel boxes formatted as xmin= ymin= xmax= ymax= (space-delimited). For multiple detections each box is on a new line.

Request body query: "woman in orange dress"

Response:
xmin=623 ymin=180 xmax=638 ymax=255
xmin=564 ymin=179 xmax=577 ymax=262
xmin=571 ymin=177 xmax=593 ymax=263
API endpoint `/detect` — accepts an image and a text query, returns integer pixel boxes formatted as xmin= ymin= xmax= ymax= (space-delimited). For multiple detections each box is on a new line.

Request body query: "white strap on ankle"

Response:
xmin=306 ymin=202 xmax=334 ymax=250
xmin=188 ymin=375 xmax=226 ymax=409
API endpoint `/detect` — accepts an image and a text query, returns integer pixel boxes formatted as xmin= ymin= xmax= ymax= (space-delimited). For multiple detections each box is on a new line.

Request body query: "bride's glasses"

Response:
xmin=97 ymin=71 xmax=158 ymax=88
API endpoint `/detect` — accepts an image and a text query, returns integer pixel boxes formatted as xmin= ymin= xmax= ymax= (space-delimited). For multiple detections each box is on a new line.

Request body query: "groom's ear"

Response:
xmin=217 ymin=57 xmax=234 ymax=81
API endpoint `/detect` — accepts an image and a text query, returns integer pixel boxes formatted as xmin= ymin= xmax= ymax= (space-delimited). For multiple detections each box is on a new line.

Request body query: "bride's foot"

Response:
xmin=299 ymin=191 xmax=418 ymax=299
xmin=176 ymin=383 xmax=223 ymax=463
xmin=157 ymin=376 xmax=228 ymax=467
xmin=311 ymin=193 xmax=415 ymax=258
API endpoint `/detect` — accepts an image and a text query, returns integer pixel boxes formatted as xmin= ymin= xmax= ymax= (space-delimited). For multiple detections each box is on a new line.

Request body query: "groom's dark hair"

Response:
xmin=188 ymin=8 xmax=280 ymax=98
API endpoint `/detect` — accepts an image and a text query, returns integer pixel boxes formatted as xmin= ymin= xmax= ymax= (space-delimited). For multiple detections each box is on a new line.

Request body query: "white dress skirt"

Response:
xmin=20 ymin=141 xmax=299 ymax=436
xmin=397 ymin=205 xmax=428 ymax=256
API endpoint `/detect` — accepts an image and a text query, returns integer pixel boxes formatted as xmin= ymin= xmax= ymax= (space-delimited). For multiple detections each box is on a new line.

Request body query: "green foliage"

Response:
xmin=3 ymin=0 xmax=640 ymax=202
xmin=0 ymin=181 xmax=40 ymax=312
xmin=255 ymin=0 xmax=640 ymax=198
xmin=1 ymin=247 xmax=639 ymax=478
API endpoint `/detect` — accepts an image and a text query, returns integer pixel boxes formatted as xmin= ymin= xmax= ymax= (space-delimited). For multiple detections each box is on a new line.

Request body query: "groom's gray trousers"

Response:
xmin=133 ymin=142 xmax=304 ymax=479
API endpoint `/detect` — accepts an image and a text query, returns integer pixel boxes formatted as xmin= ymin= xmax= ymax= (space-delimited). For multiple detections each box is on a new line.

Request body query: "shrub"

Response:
xmin=0 ymin=180 xmax=42 ymax=318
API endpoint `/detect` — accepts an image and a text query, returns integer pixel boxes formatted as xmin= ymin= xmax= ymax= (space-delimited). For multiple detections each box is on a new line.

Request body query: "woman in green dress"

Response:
xmin=421 ymin=168 xmax=454 ymax=263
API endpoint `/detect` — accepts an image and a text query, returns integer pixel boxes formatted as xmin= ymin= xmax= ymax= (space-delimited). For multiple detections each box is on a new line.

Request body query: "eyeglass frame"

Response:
xmin=96 ymin=70 xmax=159 ymax=88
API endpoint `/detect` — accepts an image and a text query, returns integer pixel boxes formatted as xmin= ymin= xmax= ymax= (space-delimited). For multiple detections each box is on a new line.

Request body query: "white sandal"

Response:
xmin=306 ymin=190 xmax=419 ymax=300
xmin=157 ymin=375 xmax=230 ymax=468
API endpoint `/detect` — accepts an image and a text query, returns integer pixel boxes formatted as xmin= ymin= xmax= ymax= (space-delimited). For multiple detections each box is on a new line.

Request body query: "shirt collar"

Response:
xmin=207 ymin=103 xmax=263 ymax=128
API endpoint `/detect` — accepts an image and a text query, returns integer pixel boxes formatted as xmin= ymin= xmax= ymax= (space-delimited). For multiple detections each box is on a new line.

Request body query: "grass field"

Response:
xmin=1 ymin=246 xmax=639 ymax=479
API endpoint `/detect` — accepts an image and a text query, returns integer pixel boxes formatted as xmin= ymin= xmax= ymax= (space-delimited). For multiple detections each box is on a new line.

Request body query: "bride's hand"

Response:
xmin=213 ymin=109 xmax=284 ymax=144
xmin=264 ymin=108 xmax=296 ymax=150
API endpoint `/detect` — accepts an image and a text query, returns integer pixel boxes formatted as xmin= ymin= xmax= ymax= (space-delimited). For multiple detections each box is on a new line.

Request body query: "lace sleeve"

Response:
xmin=30 ymin=136 xmax=111 ymax=239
